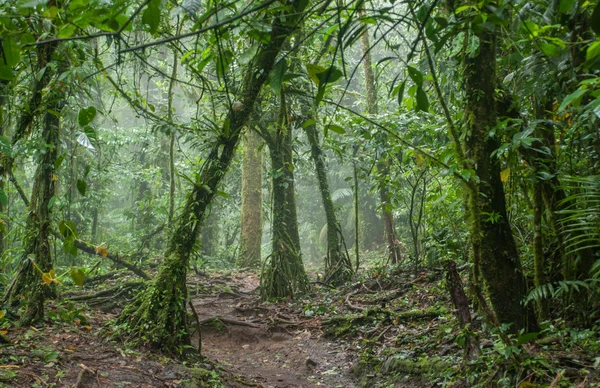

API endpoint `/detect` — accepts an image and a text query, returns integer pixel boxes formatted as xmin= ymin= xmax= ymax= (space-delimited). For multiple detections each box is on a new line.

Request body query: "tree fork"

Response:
xmin=114 ymin=0 xmax=309 ymax=355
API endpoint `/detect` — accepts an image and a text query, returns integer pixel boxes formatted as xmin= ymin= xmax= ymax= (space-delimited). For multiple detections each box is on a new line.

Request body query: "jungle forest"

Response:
xmin=0 ymin=0 xmax=599 ymax=386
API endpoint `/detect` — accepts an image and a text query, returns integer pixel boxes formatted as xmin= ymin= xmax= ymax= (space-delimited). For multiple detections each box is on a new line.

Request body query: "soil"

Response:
xmin=0 ymin=271 xmax=358 ymax=388
xmin=190 ymin=272 xmax=357 ymax=388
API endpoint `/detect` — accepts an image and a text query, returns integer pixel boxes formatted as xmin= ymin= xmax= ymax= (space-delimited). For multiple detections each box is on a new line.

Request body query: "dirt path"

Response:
xmin=190 ymin=273 xmax=357 ymax=388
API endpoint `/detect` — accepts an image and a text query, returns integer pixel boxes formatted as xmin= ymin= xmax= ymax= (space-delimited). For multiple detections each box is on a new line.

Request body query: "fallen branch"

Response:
xmin=50 ymin=229 xmax=151 ymax=280
xmin=67 ymin=281 xmax=144 ymax=302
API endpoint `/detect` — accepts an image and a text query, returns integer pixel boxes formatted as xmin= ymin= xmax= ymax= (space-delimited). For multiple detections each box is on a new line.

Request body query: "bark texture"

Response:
xmin=304 ymin=120 xmax=352 ymax=283
xmin=238 ymin=129 xmax=263 ymax=269
xmin=463 ymin=28 xmax=537 ymax=333
xmin=260 ymin=101 xmax=308 ymax=299
xmin=6 ymin=44 xmax=63 ymax=324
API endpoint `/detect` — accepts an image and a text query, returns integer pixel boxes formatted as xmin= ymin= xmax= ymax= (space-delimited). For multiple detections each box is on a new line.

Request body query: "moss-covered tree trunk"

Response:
xmin=238 ymin=129 xmax=263 ymax=269
xmin=360 ymin=19 xmax=401 ymax=263
xmin=303 ymin=120 xmax=352 ymax=283
xmin=115 ymin=1 xmax=307 ymax=355
xmin=260 ymin=105 xmax=309 ymax=299
xmin=0 ymin=80 xmax=8 ymax=258
xmin=463 ymin=28 xmax=537 ymax=333
xmin=6 ymin=45 xmax=64 ymax=324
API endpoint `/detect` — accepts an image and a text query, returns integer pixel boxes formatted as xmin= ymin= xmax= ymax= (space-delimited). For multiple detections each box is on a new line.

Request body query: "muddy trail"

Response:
xmin=189 ymin=272 xmax=357 ymax=387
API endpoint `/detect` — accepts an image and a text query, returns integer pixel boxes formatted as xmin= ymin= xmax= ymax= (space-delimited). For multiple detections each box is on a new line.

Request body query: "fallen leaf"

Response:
xmin=95 ymin=246 xmax=109 ymax=258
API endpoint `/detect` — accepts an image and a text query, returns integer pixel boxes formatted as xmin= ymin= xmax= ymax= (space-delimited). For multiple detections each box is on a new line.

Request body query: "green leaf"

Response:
xmin=325 ymin=124 xmax=346 ymax=135
xmin=59 ymin=220 xmax=77 ymax=238
xmin=238 ymin=44 xmax=259 ymax=65
xmin=0 ymin=135 xmax=12 ymax=157
xmin=407 ymin=66 xmax=423 ymax=86
xmin=70 ymin=267 xmax=85 ymax=287
xmin=269 ymin=59 xmax=287 ymax=94
xmin=78 ymin=106 xmax=96 ymax=127
xmin=0 ymin=188 xmax=7 ymax=207
xmin=395 ymin=80 xmax=406 ymax=106
xmin=316 ymin=66 xmax=343 ymax=85
xmin=1 ymin=36 xmax=20 ymax=67
xmin=558 ymin=89 xmax=587 ymax=112
xmin=302 ymin=119 xmax=316 ymax=128
xmin=416 ymin=86 xmax=429 ymax=112
xmin=76 ymin=179 xmax=87 ymax=196
xmin=559 ymin=0 xmax=576 ymax=14
xmin=306 ymin=63 xmax=325 ymax=84
xmin=0 ymin=65 xmax=13 ymax=80
xmin=516 ymin=332 xmax=540 ymax=346
xmin=216 ymin=190 xmax=230 ymax=199
xmin=64 ymin=236 xmax=77 ymax=256
xmin=539 ymin=42 xmax=561 ymax=57
xmin=586 ymin=41 xmax=600 ymax=62
xmin=43 ymin=351 xmax=60 ymax=363
xmin=142 ymin=0 xmax=160 ymax=34
xmin=58 ymin=24 xmax=77 ymax=39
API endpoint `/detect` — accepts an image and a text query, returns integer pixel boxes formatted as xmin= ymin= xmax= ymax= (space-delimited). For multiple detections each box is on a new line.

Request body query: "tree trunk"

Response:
xmin=445 ymin=260 xmax=480 ymax=360
xmin=0 ymin=80 xmax=8 ymax=258
xmin=303 ymin=120 xmax=352 ymax=283
xmin=6 ymin=44 xmax=63 ymax=324
xmin=115 ymin=1 xmax=307 ymax=355
xmin=260 ymin=104 xmax=308 ymax=299
xmin=463 ymin=28 xmax=538 ymax=333
xmin=238 ymin=129 xmax=263 ymax=269
xmin=533 ymin=179 xmax=548 ymax=320
xmin=360 ymin=18 xmax=400 ymax=262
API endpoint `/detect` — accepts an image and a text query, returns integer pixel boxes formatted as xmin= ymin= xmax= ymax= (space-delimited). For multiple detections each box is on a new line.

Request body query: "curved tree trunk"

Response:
xmin=303 ymin=120 xmax=352 ymax=283
xmin=463 ymin=28 xmax=538 ymax=333
xmin=238 ymin=129 xmax=263 ymax=269
xmin=115 ymin=1 xmax=307 ymax=355
xmin=5 ymin=44 xmax=63 ymax=324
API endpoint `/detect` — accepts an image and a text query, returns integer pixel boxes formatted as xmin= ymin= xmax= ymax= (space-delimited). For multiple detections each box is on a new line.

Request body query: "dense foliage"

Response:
xmin=0 ymin=0 xmax=599 ymax=386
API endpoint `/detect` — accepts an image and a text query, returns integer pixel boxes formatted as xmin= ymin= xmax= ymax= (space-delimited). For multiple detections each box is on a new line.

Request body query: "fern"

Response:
xmin=525 ymin=279 xmax=600 ymax=305
xmin=556 ymin=175 xmax=600 ymax=257
xmin=181 ymin=0 xmax=201 ymax=18
xmin=331 ymin=188 xmax=352 ymax=202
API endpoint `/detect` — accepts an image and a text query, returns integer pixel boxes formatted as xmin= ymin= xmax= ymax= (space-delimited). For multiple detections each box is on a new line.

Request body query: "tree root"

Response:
xmin=324 ymin=306 xmax=447 ymax=337
xmin=197 ymin=315 xmax=261 ymax=328
xmin=67 ymin=281 xmax=145 ymax=311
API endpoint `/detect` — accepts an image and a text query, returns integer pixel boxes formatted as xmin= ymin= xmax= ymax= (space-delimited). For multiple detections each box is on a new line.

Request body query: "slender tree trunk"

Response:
xmin=238 ymin=129 xmax=263 ymax=269
xmin=260 ymin=103 xmax=308 ymax=299
xmin=462 ymin=28 xmax=538 ymax=333
xmin=353 ymin=158 xmax=360 ymax=271
xmin=115 ymin=2 xmax=307 ymax=355
xmin=303 ymin=120 xmax=352 ymax=282
xmin=167 ymin=22 xmax=180 ymax=227
xmin=360 ymin=19 xmax=401 ymax=263
xmin=533 ymin=179 xmax=548 ymax=320
xmin=0 ymin=80 xmax=8 ymax=258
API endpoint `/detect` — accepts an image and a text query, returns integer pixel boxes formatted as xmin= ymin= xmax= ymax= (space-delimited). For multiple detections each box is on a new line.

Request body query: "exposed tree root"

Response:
xmin=324 ymin=306 xmax=447 ymax=337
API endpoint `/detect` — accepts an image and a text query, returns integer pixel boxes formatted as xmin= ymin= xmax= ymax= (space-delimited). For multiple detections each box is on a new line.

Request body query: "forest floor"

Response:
xmin=1 ymin=265 xmax=599 ymax=387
